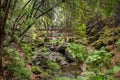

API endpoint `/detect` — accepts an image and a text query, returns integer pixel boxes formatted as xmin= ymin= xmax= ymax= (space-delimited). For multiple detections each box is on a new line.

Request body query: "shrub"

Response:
xmin=66 ymin=43 xmax=88 ymax=62
xmin=22 ymin=44 xmax=34 ymax=61
xmin=87 ymin=47 xmax=112 ymax=68
xmin=4 ymin=47 xmax=30 ymax=80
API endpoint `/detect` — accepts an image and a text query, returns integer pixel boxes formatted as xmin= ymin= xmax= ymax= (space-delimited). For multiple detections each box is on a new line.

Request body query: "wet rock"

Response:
xmin=80 ymin=71 xmax=96 ymax=77
xmin=55 ymin=42 xmax=68 ymax=52
xmin=37 ymin=42 xmax=44 ymax=47
xmin=48 ymin=52 xmax=68 ymax=65
xmin=65 ymin=50 xmax=74 ymax=62
xmin=32 ymin=52 xmax=48 ymax=67
xmin=49 ymin=46 xmax=56 ymax=51
xmin=60 ymin=72 xmax=73 ymax=78
xmin=55 ymin=42 xmax=74 ymax=62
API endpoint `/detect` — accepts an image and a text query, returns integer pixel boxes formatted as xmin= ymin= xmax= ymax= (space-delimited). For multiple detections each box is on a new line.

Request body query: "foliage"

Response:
xmin=22 ymin=43 xmax=34 ymax=61
xmin=116 ymin=39 xmax=120 ymax=45
xmin=41 ymin=46 xmax=47 ymax=52
xmin=74 ymin=24 xmax=86 ymax=38
xmin=4 ymin=47 xmax=30 ymax=80
xmin=55 ymin=77 xmax=71 ymax=80
xmin=113 ymin=65 xmax=120 ymax=73
xmin=50 ymin=38 xmax=64 ymax=45
xmin=55 ymin=75 xmax=114 ymax=80
xmin=66 ymin=43 xmax=88 ymax=62
xmin=87 ymin=47 xmax=112 ymax=68
xmin=47 ymin=60 xmax=60 ymax=70
xmin=99 ymin=27 xmax=112 ymax=44
xmin=32 ymin=66 xmax=43 ymax=74
xmin=45 ymin=69 xmax=53 ymax=75
xmin=1 ymin=0 xmax=120 ymax=79
xmin=89 ymin=75 xmax=113 ymax=80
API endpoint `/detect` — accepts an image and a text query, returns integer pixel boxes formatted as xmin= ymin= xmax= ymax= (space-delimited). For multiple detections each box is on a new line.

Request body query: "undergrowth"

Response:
xmin=4 ymin=47 xmax=30 ymax=80
xmin=66 ymin=43 xmax=88 ymax=62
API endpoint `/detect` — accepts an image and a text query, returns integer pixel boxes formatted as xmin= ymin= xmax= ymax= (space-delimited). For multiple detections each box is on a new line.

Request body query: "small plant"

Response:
xmin=55 ymin=77 xmax=71 ymax=80
xmin=66 ymin=43 xmax=88 ymax=62
xmin=45 ymin=69 xmax=53 ymax=75
xmin=87 ymin=47 xmax=112 ymax=68
xmin=47 ymin=60 xmax=60 ymax=70
xmin=115 ymin=39 xmax=120 ymax=51
xmin=22 ymin=44 xmax=34 ymax=61
xmin=4 ymin=47 xmax=30 ymax=80
xmin=115 ymin=39 xmax=120 ymax=45
xmin=113 ymin=65 xmax=120 ymax=73
xmin=41 ymin=46 xmax=47 ymax=52
xmin=32 ymin=66 xmax=43 ymax=74
xmin=89 ymin=75 xmax=113 ymax=80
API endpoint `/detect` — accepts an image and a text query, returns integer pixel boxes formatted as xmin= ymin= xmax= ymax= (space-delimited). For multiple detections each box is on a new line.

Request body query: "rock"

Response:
xmin=55 ymin=42 xmax=74 ymax=62
xmin=55 ymin=42 xmax=68 ymax=52
xmin=49 ymin=45 xmax=56 ymax=51
xmin=32 ymin=53 xmax=48 ymax=68
xmin=80 ymin=71 xmax=96 ymax=77
xmin=65 ymin=50 xmax=74 ymax=62
xmin=48 ymin=52 xmax=68 ymax=65
xmin=37 ymin=42 xmax=44 ymax=47
xmin=60 ymin=72 xmax=73 ymax=78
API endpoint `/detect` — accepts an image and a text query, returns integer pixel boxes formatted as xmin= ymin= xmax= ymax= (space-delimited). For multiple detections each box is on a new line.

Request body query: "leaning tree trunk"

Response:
xmin=0 ymin=0 xmax=11 ymax=70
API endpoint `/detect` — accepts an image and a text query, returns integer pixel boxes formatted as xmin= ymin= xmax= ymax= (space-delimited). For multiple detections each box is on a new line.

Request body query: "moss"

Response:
xmin=38 ymin=73 xmax=47 ymax=79
xmin=105 ymin=70 xmax=114 ymax=75
xmin=46 ymin=69 xmax=53 ymax=75
xmin=48 ymin=61 xmax=60 ymax=70
xmin=32 ymin=66 xmax=43 ymax=74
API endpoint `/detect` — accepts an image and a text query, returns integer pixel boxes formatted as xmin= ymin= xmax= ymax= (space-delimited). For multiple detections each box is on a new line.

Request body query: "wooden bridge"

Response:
xmin=34 ymin=27 xmax=77 ymax=41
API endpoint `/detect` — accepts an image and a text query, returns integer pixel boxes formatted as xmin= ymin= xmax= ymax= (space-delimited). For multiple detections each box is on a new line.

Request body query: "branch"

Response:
xmin=6 ymin=1 xmax=62 ymax=45
xmin=11 ymin=0 xmax=31 ymax=36
xmin=36 ymin=3 xmax=59 ymax=19
xmin=34 ymin=0 xmax=46 ymax=17
xmin=15 ymin=0 xmax=31 ymax=22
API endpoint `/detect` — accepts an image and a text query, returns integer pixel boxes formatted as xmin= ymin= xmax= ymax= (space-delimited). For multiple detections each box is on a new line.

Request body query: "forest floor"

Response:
xmin=0 ymin=41 xmax=120 ymax=80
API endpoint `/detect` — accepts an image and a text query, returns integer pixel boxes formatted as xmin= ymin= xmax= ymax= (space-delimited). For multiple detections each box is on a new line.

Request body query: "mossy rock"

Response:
xmin=48 ymin=61 xmax=60 ymax=70
xmin=46 ymin=69 xmax=53 ymax=75
xmin=32 ymin=66 xmax=43 ymax=74
xmin=38 ymin=73 xmax=47 ymax=79
xmin=105 ymin=70 xmax=114 ymax=75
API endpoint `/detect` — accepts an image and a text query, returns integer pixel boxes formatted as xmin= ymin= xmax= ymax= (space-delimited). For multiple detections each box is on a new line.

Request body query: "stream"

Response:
xmin=31 ymin=41 xmax=95 ymax=80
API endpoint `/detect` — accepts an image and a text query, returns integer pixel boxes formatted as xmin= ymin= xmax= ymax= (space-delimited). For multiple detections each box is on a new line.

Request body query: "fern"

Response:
xmin=66 ymin=43 xmax=88 ymax=62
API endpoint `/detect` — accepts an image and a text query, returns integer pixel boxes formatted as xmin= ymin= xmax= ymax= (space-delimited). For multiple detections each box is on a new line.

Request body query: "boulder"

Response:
xmin=55 ymin=42 xmax=74 ymax=62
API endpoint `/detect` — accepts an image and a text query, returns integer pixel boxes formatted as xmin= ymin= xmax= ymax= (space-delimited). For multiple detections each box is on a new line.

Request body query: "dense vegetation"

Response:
xmin=0 ymin=0 xmax=120 ymax=80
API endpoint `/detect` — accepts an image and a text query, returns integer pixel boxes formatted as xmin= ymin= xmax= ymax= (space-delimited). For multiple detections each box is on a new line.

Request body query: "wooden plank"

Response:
xmin=38 ymin=36 xmax=76 ymax=38
xmin=37 ymin=29 xmax=72 ymax=31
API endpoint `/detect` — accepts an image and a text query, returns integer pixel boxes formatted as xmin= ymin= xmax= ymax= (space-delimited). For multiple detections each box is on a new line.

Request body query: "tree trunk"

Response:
xmin=0 ymin=0 xmax=11 ymax=70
